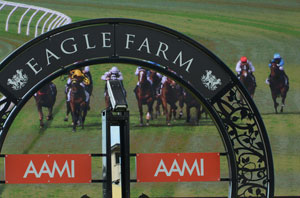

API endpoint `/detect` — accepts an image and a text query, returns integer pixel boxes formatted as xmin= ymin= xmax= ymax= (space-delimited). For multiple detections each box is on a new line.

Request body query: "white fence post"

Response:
xmin=18 ymin=7 xmax=30 ymax=34
xmin=5 ymin=5 xmax=18 ymax=31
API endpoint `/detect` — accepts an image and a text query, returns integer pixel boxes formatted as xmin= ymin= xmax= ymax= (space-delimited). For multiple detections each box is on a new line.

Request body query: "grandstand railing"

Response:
xmin=0 ymin=0 xmax=71 ymax=37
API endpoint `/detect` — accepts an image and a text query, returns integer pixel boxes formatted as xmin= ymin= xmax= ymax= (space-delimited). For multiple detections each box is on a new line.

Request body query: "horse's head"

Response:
xmin=37 ymin=84 xmax=51 ymax=96
xmin=70 ymin=80 xmax=81 ymax=94
xmin=138 ymin=70 xmax=147 ymax=84
xmin=240 ymin=63 xmax=250 ymax=78
xmin=166 ymin=77 xmax=176 ymax=88
xmin=270 ymin=61 xmax=280 ymax=77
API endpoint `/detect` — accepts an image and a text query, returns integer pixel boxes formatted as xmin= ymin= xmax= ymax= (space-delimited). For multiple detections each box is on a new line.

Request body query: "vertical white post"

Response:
xmin=35 ymin=11 xmax=48 ymax=37
xmin=41 ymin=13 xmax=54 ymax=34
xmin=5 ymin=6 xmax=18 ymax=31
xmin=47 ymin=15 xmax=59 ymax=31
xmin=26 ymin=9 xmax=39 ymax=36
xmin=18 ymin=7 xmax=31 ymax=34
xmin=0 ymin=3 xmax=6 ymax=11
xmin=52 ymin=15 xmax=63 ymax=29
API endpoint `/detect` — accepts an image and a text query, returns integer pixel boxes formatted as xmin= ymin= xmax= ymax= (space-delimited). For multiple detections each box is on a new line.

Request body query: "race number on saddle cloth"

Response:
xmin=66 ymin=69 xmax=90 ymax=102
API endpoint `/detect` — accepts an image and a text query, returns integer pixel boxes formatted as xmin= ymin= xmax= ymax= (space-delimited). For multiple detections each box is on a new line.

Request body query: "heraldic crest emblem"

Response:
xmin=201 ymin=70 xmax=222 ymax=91
xmin=7 ymin=69 xmax=28 ymax=91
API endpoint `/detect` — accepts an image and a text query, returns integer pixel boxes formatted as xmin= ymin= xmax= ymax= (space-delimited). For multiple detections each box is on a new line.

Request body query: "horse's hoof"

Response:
xmin=46 ymin=116 xmax=53 ymax=121
xmin=72 ymin=129 xmax=76 ymax=132
xmin=64 ymin=117 xmax=68 ymax=122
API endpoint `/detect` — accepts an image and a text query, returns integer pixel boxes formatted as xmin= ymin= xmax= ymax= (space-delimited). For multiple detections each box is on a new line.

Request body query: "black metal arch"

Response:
xmin=0 ymin=18 xmax=273 ymax=198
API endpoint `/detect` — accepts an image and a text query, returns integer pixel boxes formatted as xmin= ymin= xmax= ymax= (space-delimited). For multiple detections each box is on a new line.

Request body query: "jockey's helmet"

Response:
xmin=273 ymin=53 xmax=281 ymax=59
xmin=240 ymin=56 xmax=247 ymax=63
xmin=71 ymin=69 xmax=84 ymax=78
xmin=110 ymin=66 xmax=119 ymax=74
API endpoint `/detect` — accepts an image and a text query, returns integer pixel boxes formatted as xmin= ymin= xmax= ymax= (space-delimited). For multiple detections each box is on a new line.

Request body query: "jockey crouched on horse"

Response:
xmin=101 ymin=66 xmax=126 ymax=97
xmin=266 ymin=53 xmax=289 ymax=87
xmin=65 ymin=67 xmax=91 ymax=108
xmin=236 ymin=56 xmax=256 ymax=86
xmin=133 ymin=66 xmax=158 ymax=94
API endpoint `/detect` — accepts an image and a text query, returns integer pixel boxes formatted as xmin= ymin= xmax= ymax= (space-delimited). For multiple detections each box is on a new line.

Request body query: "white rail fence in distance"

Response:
xmin=0 ymin=0 xmax=72 ymax=37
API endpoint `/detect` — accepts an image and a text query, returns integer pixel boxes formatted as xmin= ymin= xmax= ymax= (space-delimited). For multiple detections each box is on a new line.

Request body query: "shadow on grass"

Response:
xmin=261 ymin=111 xmax=300 ymax=115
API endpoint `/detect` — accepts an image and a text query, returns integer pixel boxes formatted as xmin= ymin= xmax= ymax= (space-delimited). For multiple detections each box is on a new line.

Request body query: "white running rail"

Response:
xmin=0 ymin=0 xmax=72 ymax=37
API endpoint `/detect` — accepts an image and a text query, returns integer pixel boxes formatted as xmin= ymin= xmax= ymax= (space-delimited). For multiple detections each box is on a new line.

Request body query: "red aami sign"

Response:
xmin=5 ymin=154 xmax=91 ymax=184
xmin=136 ymin=153 xmax=220 ymax=182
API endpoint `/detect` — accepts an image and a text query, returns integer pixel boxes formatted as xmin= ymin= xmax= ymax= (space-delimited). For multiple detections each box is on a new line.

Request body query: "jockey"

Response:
xmin=66 ymin=69 xmax=90 ymax=103
xmin=236 ymin=56 xmax=256 ymax=85
xmin=101 ymin=66 xmax=124 ymax=81
xmin=101 ymin=66 xmax=126 ymax=96
xmin=82 ymin=66 xmax=93 ymax=95
xmin=266 ymin=53 xmax=289 ymax=86
xmin=236 ymin=56 xmax=255 ymax=77
xmin=135 ymin=66 xmax=152 ymax=85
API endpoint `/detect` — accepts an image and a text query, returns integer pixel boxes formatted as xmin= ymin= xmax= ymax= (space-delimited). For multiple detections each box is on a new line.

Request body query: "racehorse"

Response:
xmin=34 ymin=82 xmax=57 ymax=128
xmin=184 ymin=91 xmax=202 ymax=124
xmin=134 ymin=69 xmax=154 ymax=126
xmin=160 ymin=78 xmax=183 ymax=125
xmin=149 ymin=70 xmax=163 ymax=118
xmin=69 ymin=80 xmax=88 ymax=132
xmin=239 ymin=63 xmax=256 ymax=98
xmin=269 ymin=61 xmax=289 ymax=113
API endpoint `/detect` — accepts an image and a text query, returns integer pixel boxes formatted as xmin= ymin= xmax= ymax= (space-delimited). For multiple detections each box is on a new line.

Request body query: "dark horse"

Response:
xmin=184 ymin=91 xmax=202 ymax=124
xmin=134 ymin=69 xmax=154 ymax=126
xmin=149 ymin=70 xmax=163 ymax=118
xmin=70 ymin=80 xmax=88 ymax=132
xmin=34 ymin=82 xmax=57 ymax=128
xmin=160 ymin=78 xmax=183 ymax=125
xmin=239 ymin=63 xmax=256 ymax=98
xmin=269 ymin=61 xmax=289 ymax=113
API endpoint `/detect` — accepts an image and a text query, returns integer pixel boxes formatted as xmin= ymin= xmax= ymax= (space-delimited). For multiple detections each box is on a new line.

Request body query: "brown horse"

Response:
xmin=149 ymin=70 xmax=163 ymax=118
xmin=34 ymin=82 xmax=57 ymax=128
xmin=160 ymin=78 xmax=183 ymax=125
xmin=239 ymin=63 xmax=256 ymax=98
xmin=269 ymin=61 xmax=289 ymax=113
xmin=70 ymin=80 xmax=88 ymax=132
xmin=134 ymin=69 xmax=154 ymax=126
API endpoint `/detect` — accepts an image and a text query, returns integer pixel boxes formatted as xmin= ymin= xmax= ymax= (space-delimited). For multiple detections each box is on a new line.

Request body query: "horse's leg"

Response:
xmin=156 ymin=98 xmax=162 ymax=117
xmin=186 ymin=105 xmax=191 ymax=123
xmin=178 ymin=97 xmax=184 ymax=119
xmin=70 ymin=104 xmax=76 ymax=132
xmin=196 ymin=106 xmax=201 ymax=125
xmin=37 ymin=105 xmax=44 ymax=128
xmin=81 ymin=103 xmax=87 ymax=129
xmin=146 ymin=100 xmax=153 ymax=126
xmin=138 ymin=101 xmax=144 ymax=126
xmin=280 ymin=88 xmax=288 ymax=113
xmin=272 ymin=93 xmax=278 ymax=114
xmin=161 ymin=97 xmax=170 ymax=125
xmin=64 ymin=101 xmax=70 ymax=121
xmin=47 ymin=106 xmax=53 ymax=121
